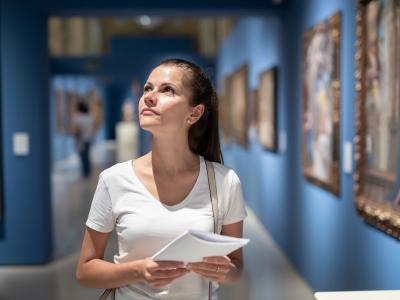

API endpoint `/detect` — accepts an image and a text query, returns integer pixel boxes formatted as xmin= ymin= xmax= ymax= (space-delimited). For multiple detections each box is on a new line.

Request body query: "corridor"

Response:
xmin=1 ymin=0 xmax=399 ymax=298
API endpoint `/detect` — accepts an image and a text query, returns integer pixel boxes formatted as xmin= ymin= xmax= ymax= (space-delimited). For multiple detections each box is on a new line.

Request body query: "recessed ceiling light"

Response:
xmin=139 ymin=15 xmax=151 ymax=27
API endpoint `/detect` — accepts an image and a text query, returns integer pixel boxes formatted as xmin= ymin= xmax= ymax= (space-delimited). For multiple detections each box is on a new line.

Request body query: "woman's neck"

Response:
xmin=147 ymin=134 xmax=199 ymax=176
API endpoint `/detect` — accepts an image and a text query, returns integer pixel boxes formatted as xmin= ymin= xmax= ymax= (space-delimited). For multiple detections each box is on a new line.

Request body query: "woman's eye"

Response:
xmin=164 ymin=86 xmax=175 ymax=94
xmin=144 ymin=86 xmax=152 ymax=92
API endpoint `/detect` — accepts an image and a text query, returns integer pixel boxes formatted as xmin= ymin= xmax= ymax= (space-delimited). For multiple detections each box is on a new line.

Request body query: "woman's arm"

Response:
xmin=220 ymin=221 xmax=244 ymax=284
xmin=76 ymin=228 xmax=188 ymax=289
xmin=186 ymin=221 xmax=244 ymax=285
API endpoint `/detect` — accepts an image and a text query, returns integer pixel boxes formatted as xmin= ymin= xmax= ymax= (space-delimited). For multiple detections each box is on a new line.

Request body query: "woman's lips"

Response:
xmin=141 ymin=108 xmax=159 ymax=115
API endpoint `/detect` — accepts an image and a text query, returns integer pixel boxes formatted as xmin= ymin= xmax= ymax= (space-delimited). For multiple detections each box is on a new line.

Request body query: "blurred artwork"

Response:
xmin=230 ymin=65 xmax=249 ymax=147
xmin=219 ymin=75 xmax=232 ymax=144
xmin=302 ymin=12 xmax=341 ymax=196
xmin=354 ymin=0 xmax=400 ymax=239
xmin=55 ymin=88 xmax=66 ymax=134
xmin=258 ymin=67 xmax=277 ymax=152
xmin=87 ymin=88 xmax=104 ymax=131
xmin=67 ymin=91 xmax=78 ymax=135
xmin=250 ymin=88 xmax=259 ymax=129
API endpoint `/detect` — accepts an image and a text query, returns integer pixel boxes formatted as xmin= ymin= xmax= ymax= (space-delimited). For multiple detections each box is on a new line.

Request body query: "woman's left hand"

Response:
xmin=186 ymin=256 xmax=235 ymax=282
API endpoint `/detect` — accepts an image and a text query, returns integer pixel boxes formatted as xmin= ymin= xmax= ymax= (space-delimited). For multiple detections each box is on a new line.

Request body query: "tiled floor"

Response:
xmin=0 ymin=142 xmax=316 ymax=300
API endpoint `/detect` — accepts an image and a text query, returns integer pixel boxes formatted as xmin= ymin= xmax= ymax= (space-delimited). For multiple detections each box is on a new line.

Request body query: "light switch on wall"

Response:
xmin=13 ymin=132 xmax=30 ymax=156
xmin=343 ymin=141 xmax=353 ymax=174
xmin=279 ymin=130 xmax=287 ymax=153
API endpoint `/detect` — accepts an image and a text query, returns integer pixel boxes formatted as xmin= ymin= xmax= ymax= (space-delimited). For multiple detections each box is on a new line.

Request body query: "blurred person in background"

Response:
xmin=70 ymin=97 xmax=97 ymax=178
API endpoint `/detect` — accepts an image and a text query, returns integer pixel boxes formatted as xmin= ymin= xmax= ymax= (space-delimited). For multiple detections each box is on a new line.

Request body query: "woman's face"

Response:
xmin=138 ymin=64 xmax=201 ymax=134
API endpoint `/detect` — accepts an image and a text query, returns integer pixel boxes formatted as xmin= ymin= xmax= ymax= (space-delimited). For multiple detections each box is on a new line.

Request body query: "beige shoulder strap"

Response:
xmin=205 ymin=160 xmax=218 ymax=234
xmin=205 ymin=159 xmax=219 ymax=300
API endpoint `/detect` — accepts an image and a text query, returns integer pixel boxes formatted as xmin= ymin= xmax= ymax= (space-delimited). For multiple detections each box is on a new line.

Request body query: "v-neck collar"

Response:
xmin=128 ymin=155 xmax=204 ymax=210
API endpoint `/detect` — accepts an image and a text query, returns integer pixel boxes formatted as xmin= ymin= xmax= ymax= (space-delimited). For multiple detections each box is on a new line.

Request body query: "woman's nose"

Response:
xmin=144 ymin=91 xmax=157 ymax=106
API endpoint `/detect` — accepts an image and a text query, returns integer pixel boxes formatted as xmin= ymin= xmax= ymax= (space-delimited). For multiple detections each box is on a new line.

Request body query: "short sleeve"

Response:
xmin=86 ymin=174 xmax=115 ymax=233
xmin=222 ymin=171 xmax=248 ymax=225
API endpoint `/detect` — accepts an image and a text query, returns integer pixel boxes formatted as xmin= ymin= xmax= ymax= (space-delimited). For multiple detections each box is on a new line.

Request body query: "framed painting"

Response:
xmin=302 ymin=11 xmax=341 ymax=196
xmin=66 ymin=91 xmax=78 ymax=135
xmin=55 ymin=88 xmax=65 ymax=134
xmin=250 ymin=88 xmax=259 ymax=129
xmin=230 ymin=65 xmax=249 ymax=147
xmin=354 ymin=0 xmax=400 ymax=239
xmin=219 ymin=74 xmax=232 ymax=144
xmin=258 ymin=67 xmax=278 ymax=152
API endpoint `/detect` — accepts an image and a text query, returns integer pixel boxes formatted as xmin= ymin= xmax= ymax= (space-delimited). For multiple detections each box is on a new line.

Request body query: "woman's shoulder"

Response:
xmin=208 ymin=159 xmax=240 ymax=185
xmin=99 ymin=154 xmax=148 ymax=182
xmin=98 ymin=160 xmax=132 ymax=182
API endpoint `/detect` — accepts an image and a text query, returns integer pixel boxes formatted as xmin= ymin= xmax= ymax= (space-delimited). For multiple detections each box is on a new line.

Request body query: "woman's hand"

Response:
xmin=186 ymin=256 xmax=236 ymax=283
xmin=137 ymin=258 xmax=189 ymax=288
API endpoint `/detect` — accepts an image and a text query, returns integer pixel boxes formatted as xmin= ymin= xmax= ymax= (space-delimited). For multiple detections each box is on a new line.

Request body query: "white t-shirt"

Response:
xmin=74 ymin=112 xmax=96 ymax=142
xmin=86 ymin=155 xmax=247 ymax=300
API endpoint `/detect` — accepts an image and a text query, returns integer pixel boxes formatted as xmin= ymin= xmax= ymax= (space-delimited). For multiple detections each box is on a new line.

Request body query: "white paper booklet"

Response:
xmin=151 ymin=229 xmax=250 ymax=263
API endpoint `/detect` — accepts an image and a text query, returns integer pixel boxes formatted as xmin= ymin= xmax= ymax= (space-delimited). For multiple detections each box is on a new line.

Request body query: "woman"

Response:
xmin=76 ymin=58 xmax=247 ymax=299
xmin=71 ymin=98 xmax=97 ymax=178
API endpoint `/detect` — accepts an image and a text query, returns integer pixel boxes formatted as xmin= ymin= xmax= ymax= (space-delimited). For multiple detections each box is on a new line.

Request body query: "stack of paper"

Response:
xmin=152 ymin=229 xmax=250 ymax=263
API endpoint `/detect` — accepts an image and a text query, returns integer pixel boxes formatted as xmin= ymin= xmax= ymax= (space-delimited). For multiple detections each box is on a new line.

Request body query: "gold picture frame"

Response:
xmin=354 ymin=0 xmax=400 ymax=239
xmin=301 ymin=11 xmax=341 ymax=196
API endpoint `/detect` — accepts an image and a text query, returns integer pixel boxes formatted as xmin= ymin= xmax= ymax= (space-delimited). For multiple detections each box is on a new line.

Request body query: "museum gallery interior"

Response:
xmin=0 ymin=0 xmax=399 ymax=299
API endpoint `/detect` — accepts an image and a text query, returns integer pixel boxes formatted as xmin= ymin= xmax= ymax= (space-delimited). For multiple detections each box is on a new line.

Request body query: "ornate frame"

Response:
xmin=301 ymin=11 xmax=341 ymax=196
xmin=354 ymin=0 xmax=400 ymax=239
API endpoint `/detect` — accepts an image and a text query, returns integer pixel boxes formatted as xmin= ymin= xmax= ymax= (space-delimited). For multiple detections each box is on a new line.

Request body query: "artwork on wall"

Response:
xmin=67 ymin=91 xmax=78 ymax=135
xmin=55 ymin=88 xmax=66 ymax=134
xmin=354 ymin=0 xmax=400 ymax=239
xmin=219 ymin=74 xmax=232 ymax=144
xmin=230 ymin=65 xmax=249 ymax=147
xmin=250 ymin=88 xmax=259 ymax=129
xmin=258 ymin=67 xmax=278 ymax=152
xmin=301 ymin=11 xmax=341 ymax=196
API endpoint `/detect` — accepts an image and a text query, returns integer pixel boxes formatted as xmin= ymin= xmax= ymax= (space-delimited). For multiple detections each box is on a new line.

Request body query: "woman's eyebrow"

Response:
xmin=160 ymin=82 xmax=178 ymax=89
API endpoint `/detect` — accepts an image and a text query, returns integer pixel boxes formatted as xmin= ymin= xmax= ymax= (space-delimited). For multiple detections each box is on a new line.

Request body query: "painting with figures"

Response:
xmin=301 ymin=11 xmax=341 ymax=195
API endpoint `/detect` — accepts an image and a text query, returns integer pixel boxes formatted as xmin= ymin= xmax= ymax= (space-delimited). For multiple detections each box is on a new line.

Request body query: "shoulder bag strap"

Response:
xmin=98 ymin=287 xmax=115 ymax=300
xmin=205 ymin=159 xmax=218 ymax=300
xmin=205 ymin=160 xmax=219 ymax=234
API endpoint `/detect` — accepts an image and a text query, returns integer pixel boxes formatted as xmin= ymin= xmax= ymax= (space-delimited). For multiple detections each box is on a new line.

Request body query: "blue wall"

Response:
xmin=218 ymin=0 xmax=400 ymax=292
xmin=0 ymin=1 xmax=52 ymax=263
xmin=218 ymin=16 xmax=292 ymax=250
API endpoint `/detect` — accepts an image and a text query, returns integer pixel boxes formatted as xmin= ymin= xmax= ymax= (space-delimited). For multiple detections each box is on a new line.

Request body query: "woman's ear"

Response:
xmin=187 ymin=104 xmax=205 ymax=124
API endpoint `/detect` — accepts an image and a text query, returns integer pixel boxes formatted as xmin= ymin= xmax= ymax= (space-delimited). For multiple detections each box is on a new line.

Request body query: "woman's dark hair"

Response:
xmin=157 ymin=58 xmax=223 ymax=164
xmin=77 ymin=99 xmax=89 ymax=114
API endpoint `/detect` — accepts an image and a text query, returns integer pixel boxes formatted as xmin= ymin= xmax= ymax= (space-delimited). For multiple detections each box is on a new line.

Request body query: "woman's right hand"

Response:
xmin=136 ymin=258 xmax=189 ymax=288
